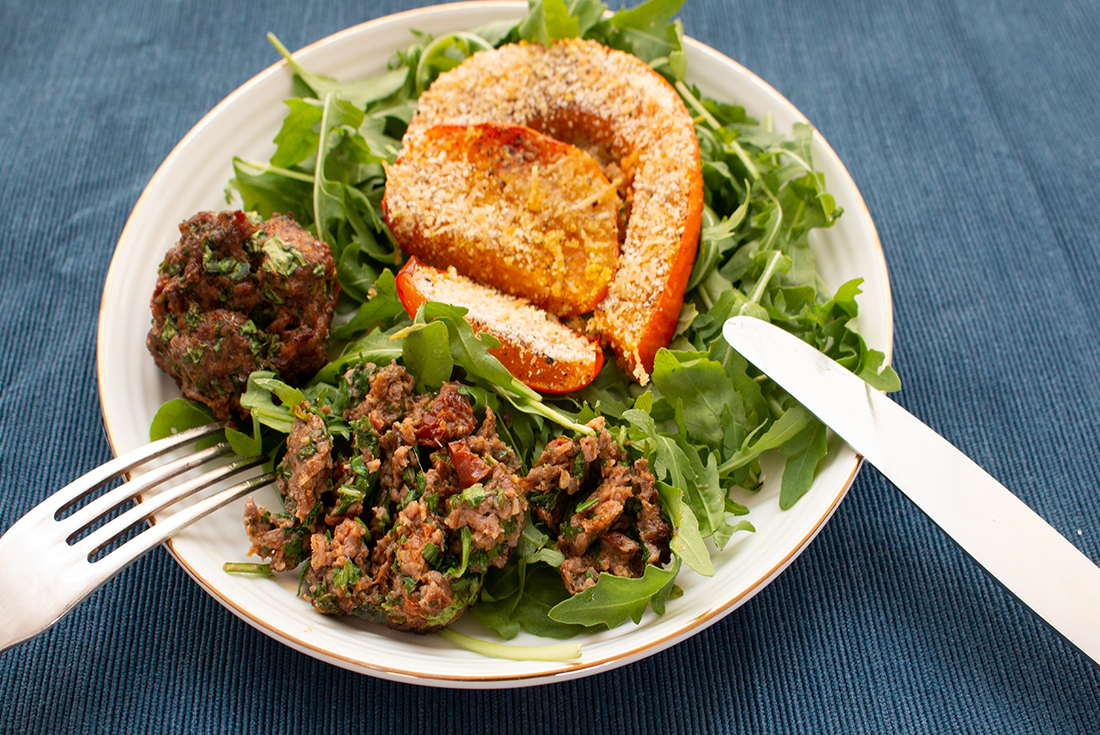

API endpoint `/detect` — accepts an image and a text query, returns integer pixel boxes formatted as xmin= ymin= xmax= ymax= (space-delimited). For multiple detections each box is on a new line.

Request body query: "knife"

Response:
xmin=722 ymin=315 xmax=1100 ymax=667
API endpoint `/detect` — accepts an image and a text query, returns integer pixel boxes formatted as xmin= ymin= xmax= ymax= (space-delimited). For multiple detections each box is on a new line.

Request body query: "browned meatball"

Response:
xmin=147 ymin=210 xmax=338 ymax=422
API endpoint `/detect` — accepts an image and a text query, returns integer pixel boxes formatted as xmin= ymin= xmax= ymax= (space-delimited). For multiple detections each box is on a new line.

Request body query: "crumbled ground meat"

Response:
xmin=560 ymin=531 xmax=644 ymax=593
xmin=343 ymin=361 xmax=416 ymax=429
xmin=444 ymin=464 xmax=527 ymax=573
xmin=557 ymin=461 xmax=634 ymax=558
xmin=279 ymin=412 xmax=333 ymax=522
xmin=526 ymin=417 xmax=672 ymax=595
xmin=526 ymin=436 xmax=585 ymax=527
xmin=473 ymin=407 xmax=522 ymax=469
xmin=242 ymin=497 xmax=315 ymax=572
xmin=243 ymin=365 xmax=674 ymax=631
xmin=633 ymin=459 xmax=670 ymax=564
xmin=244 ymin=363 xmax=522 ymax=633
xmin=147 ymin=210 xmax=338 ymax=422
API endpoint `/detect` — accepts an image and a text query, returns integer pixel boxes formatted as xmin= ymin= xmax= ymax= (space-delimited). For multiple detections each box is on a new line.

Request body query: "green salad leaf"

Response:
xmin=267 ymin=33 xmax=407 ymax=109
xmin=548 ymin=559 xmax=680 ymax=627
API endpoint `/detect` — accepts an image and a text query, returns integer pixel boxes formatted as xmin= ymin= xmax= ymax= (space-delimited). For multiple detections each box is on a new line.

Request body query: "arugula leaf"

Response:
xmin=650 ymin=349 xmax=748 ymax=450
xmin=712 ymin=518 xmax=755 ymax=549
xmin=677 ymin=443 xmax=725 ymax=539
xmin=309 ymin=324 xmax=406 ymax=386
xmin=224 ymin=412 xmax=264 ymax=458
xmin=567 ymin=0 xmax=610 ymax=37
xmin=313 ymin=93 xmax=368 ymax=255
xmin=602 ymin=0 xmax=687 ymax=79
xmin=512 ymin=564 xmax=594 ymax=639
xmin=656 ymin=481 xmax=713 ymax=576
xmin=330 ymin=269 xmax=405 ymax=340
xmin=239 ymin=371 xmax=299 ymax=433
xmin=548 ymin=559 xmax=680 ymax=627
xmin=779 ymin=418 xmax=829 ymax=510
xmin=414 ymin=32 xmax=494 ymax=93
xmin=718 ymin=404 xmax=811 ymax=475
xmin=468 ymin=19 xmax=522 ymax=47
xmin=402 ymin=320 xmax=454 ymax=391
xmin=226 ymin=158 xmax=314 ymax=222
xmin=520 ymin=0 xmax=685 ymax=79
xmin=518 ymin=0 xmax=581 ymax=44
xmin=149 ymin=398 xmax=222 ymax=448
xmin=270 ymin=98 xmax=323 ymax=169
xmin=518 ymin=516 xmax=566 ymax=567
xmin=268 ymin=33 xmax=407 ymax=108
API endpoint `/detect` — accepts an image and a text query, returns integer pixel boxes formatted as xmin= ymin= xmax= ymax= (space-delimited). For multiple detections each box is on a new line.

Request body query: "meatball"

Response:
xmin=147 ymin=210 xmax=338 ymax=422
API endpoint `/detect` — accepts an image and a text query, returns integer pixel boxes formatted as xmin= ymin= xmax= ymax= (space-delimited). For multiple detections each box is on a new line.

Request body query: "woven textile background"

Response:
xmin=2 ymin=0 xmax=1099 ymax=732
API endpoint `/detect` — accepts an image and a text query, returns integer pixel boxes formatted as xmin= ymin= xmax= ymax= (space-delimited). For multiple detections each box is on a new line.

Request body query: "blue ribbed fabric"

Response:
xmin=1 ymin=0 xmax=1098 ymax=732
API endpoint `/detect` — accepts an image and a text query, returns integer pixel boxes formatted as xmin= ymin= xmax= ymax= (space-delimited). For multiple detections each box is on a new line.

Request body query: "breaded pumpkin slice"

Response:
xmin=404 ymin=39 xmax=704 ymax=383
xmin=396 ymin=257 xmax=604 ymax=394
xmin=382 ymin=121 xmax=620 ymax=317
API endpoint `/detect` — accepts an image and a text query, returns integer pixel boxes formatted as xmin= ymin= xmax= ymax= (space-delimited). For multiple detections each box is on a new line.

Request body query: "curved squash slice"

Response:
xmin=395 ymin=257 xmax=604 ymax=394
xmin=404 ymin=39 xmax=704 ymax=382
xmin=383 ymin=121 xmax=620 ymax=318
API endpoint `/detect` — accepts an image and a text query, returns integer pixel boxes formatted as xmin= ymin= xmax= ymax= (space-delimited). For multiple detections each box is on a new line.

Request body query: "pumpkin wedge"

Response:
xmin=403 ymin=39 xmax=704 ymax=383
xmin=395 ymin=257 xmax=604 ymax=394
xmin=383 ymin=121 xmax=620 ymax=318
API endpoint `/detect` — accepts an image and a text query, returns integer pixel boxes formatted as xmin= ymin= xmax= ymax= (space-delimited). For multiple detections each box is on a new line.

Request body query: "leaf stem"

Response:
xmin=501 ymin=389 xmax=595 ymax=436
xmin=758 ymin=186 xmax=783 ymax=253
xmin=238 ymin=160 xmax=316 ymax=183
xmin=223 ymin=562 xmax=273 ymax=577
xmin=313 ymin=92 xmax=335 ymax=246
xmin=675 ymin=80 xmax=721 ymax=129
xmin=747 ymin=250 xmax=784 ymax=306
xmin=435 ymin=628 xmax=582 ymax=661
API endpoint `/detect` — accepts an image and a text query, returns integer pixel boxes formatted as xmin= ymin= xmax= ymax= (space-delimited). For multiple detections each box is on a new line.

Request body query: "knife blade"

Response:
xmin=722 ymin=315 xmax=1100 ymax=667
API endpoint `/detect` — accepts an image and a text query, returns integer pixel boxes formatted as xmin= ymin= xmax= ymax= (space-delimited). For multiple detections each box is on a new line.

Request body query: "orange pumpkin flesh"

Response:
xmin=395 ymin=257 xmax=604 ymax=394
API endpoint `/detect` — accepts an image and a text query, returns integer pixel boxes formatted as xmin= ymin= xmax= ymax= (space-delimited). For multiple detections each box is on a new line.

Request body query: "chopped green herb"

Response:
xmin=259 ymin=233 xmax=307 ymax=277
xmin=332 ymin=559 xmax=362 ymax=589
xmin=423 ymin=542 xmax=441 ymax=568
xmin=574 ymin=495 xmax=599 ymax=514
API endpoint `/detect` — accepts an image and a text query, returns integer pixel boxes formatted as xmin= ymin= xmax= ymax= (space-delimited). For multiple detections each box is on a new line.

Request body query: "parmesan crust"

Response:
xmin=383 ymin=121 xmax=619 ymax=317
xmin=402 ymin=39 xmax=703 ymax=382
xmin=407 ymin=264 xmax=598 ymax=367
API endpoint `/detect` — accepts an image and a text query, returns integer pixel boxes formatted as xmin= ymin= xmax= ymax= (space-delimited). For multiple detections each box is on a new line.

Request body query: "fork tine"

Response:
xmin=49 ymin=423 xmax=224 ymax=516
xmin=87 ymin=471 xmax=277 ymax=580
xmin=72 ymin=454 xmax=268 ymax=561
xmin=61 ymin=441 xmax=234 ymax=537
xmin=0 ymin=466 xmax=277 ymax=654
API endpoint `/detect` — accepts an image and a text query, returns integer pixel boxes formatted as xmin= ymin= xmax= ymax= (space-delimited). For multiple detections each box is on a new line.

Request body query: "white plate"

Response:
xmin=97 ymin=1 xmax=893 ymax=688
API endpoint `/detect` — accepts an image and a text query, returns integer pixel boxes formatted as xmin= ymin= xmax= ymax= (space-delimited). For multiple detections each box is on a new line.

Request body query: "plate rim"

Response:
xmin=95 ymin=0 xmax=893 ymax=686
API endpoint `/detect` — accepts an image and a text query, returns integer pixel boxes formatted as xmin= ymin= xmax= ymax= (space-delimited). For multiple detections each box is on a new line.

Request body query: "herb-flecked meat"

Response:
xmin=243 ymin=363 xmax=526 ymax=633
xmin=243 ymin=364 xmax=674 ymax=632
xmin=147 ymin=210 xmax=338 ymax=422
xmin=526 ymin=417 xmax=672 ymax=595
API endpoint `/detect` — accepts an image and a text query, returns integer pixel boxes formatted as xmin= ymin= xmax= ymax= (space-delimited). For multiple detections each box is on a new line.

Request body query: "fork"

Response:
xmin=0 ymin=422 xmax=276 ymax=653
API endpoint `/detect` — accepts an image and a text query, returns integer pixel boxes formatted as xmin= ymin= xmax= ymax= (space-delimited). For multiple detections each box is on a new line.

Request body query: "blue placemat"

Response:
xmin=2 ymin=0 xmax=1098 ymax=732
